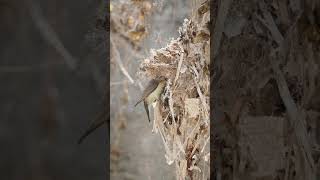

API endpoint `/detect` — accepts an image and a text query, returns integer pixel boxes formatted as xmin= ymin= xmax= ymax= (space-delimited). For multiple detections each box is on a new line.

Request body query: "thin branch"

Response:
xmin=173 ymin=46 xmax=184 ymax=86
xmin=212 ymin=0 xmax=233 ymax=58
xmin=256 ymin=1 xmax=315 ymax=175
xmin=270 ymin=55 xmax=315 ymax=174
xmin=110 ymin=37 xmax=135 ymax=84
xmin=192 ymin=69 xmax=209 ymax=118
xmin=27 ymin=0 xmax=77 ymax=70
xmin=256 ymin=1 xmax=284 ymax=45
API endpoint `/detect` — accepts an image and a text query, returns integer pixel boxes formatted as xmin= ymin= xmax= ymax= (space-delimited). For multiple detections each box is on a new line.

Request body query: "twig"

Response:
xmin=137 ymin=81 xmax=144 ymax=91
xmin=256 ymin=1 xmax=284 ymax=45
xmin=168 ymin=80 xmax=176 ymax=121
xmin=183 ymin=117 xmax=200 ymax=148
xmin=110 ymin=37 xmax=135 ymax=84
xmin=257 ymin=2 xmax=315 ymax=176
xmin=193 ymin=74 xmax=209 ymax=118
xmin=191 ymin=64 xmax=200 ymax=79
xmin=173 ymin=50 xmax=184 ymax=86
xmin=200 ymin=136 xmax=209 ymax=153
xmin=212 ymin=0 xmax=233 ymax=58
xmin=163 ymin=112 xmax=170 ymax=123
xmin=27 ymin=0 xmax=77 ymax=70
xmin=270 ymin=55 xmax=315 ymax=173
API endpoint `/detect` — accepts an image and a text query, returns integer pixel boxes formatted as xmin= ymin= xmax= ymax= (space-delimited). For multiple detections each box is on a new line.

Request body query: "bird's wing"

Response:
xmin=135 ymin=79 xmax=159 ymax=106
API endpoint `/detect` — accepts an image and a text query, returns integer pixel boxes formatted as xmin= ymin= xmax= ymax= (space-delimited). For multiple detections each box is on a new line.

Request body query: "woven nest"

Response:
xmin=138 ymin=1 xmax=210 ymax=178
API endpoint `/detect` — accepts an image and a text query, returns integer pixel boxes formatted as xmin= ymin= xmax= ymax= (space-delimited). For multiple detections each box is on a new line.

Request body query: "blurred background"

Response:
xmin=0 ymin=0 xmax=107 ymax=179
xmin=0 ymin=0 xmax=192 ymax=179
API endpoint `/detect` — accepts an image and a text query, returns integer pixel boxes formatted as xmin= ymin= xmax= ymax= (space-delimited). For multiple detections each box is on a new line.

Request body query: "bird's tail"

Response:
xmin=78 ymin=110 xmax=109 ymax=144
xmin=144 ymin=101 xmax=150 ymax=122
xmin=134 ymin=99 xmax=142 ymax=107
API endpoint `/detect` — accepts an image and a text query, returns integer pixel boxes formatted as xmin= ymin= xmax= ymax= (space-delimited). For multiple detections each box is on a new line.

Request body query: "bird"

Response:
xmin=135 ymin=79 xmax=166 ymax=122
xmin=78 ymin=79 xmax=166 ymax=144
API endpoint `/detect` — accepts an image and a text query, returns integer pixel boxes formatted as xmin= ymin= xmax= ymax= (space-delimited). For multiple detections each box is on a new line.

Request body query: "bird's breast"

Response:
xmin=145 ymin=82 xmax=165 ymax=104
xmin=145 ymin=90 xmax=160 ymax=104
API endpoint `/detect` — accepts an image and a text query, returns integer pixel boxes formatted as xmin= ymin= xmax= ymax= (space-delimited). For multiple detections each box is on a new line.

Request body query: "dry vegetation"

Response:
xmin=110 ymin=0 xmax=210 ymax=179
xmin=138 ymin=1 xmax=210 ymax=179
xmin=213 ymin=0 xmax=320 ymax=180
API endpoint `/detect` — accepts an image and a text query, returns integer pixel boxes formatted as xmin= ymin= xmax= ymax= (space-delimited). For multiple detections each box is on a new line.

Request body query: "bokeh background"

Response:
xmin=0 ymin=0 xmax=107 ymax=179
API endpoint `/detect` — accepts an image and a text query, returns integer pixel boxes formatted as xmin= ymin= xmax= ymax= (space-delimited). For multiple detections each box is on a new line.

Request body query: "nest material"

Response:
xmin=212 ymin=0 xmax=320 ymax=179
xmin=139 ymin=1 xmax=210 ymax=179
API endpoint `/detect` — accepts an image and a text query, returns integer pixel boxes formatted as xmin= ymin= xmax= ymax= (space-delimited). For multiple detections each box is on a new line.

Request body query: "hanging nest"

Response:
xmin=138 ymin=1 xmax=210 ymax=179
